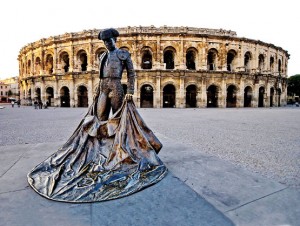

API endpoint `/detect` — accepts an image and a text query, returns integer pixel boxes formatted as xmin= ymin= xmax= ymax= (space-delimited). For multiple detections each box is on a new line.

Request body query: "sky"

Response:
xmin=0 ymin=0 xmax=299 ymax=79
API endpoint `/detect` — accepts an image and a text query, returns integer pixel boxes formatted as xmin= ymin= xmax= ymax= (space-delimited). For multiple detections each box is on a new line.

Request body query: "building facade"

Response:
xmin=1 ymin=77 xmax=19 ymax=100
xmin=0 ymin=82 xmax=9 ymax=102
xmin=18 ymin=26 xmax=289 ymax=108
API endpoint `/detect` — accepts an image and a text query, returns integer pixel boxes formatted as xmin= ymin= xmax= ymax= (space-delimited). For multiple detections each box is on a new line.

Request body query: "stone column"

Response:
xmin=253 ymin=83 xmax=259 ymax=107
xmin=265 ymin=82 xmax=271 ymax=107
xmin=41 ymin=46 xmax=45 ymax=74
xmin=30 ymin=83 xmax=35 ymax=100
xmin=239 ymin=42 xmax=244 ymax=72
xmin=155 ymin=73 xmax=161 ymax=108
xmin=53 ymin=46 xmax=58 ymax=74
xmin=254 ymin=44 xmax=259 ymax=71
xmin=41 ymin=80 xmax=45 ymax=103
xmin=201 ymin=77 xmax=207 ymax=107
xmin=134 ymin=75 xmax=138 ymax=107
xmin=201 ymin=40 xmax=207 ymax=70
xmin=156 ymin=35 xmax=162 ymax=69
xmin=88 ymin=76 xmax=93 ymax=106
xmin=30 ymin=52 xmax=34 ymax=76
xmin=179 ymin=74 xmax=185 ymax=108
xmin=267 ymin=47 xmax=271 ymax=73
xmin=70 ymin=78 xmax=75 ymax=107
xmin=221 ymin=76 xmax=227 ymax=108
xmin=179 ymin=36 xmax=185 ymax=70
xmin=237 ymin=78 xmax=244 ymax=107
xmin=87 ymin=41 xmax=93 ymax=71
xmin=69 ymin=45 xmax=74 ymax=72
xmin=133 ymin=37 xmax=138 ymax=69
xmin=54 ymin=79 xmax=59 ymax=107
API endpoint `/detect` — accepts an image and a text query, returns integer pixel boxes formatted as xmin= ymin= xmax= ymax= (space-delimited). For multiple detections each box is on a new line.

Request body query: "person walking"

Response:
xmin=34 ymin=100 xmax=38 ymax=109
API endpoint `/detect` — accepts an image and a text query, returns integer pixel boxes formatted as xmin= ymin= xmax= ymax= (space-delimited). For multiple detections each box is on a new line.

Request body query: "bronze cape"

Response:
xmin=27 ymin=95 xmax=167 ymax=203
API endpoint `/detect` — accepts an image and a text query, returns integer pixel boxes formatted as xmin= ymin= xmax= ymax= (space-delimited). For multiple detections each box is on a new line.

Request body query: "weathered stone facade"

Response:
xmin=18 ymin=26 xmax=289 ymax=108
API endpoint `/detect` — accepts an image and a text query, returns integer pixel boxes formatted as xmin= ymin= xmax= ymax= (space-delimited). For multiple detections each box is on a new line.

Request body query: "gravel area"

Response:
xmin=1 ymin=104 xmax=299 ymax=188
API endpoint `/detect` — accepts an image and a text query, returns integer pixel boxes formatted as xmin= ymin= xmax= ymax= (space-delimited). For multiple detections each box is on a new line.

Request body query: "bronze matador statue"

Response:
xmin=27 ymin=28 xmax=167 ymax=203
xmin=97 ymin=28 xmax=135 ymax=121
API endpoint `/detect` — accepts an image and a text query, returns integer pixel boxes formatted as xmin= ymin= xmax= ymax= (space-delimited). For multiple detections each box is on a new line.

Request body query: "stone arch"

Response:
xmin=186 ymin=47 xmax=198 ymax=70
xmin=35 ymin=87 xmax=41 ymax=101
xmin=141 ymin=46 xmax=153 ymax=69
xmin=94 ymin=47 xmax=106 ymax=67
xmin=277 ymin=88 xmax=281 ymax=106
xmin=77 ymin=84 xmax=88 ymax=107
xmin=227 ymin=49 xmax=237 ymax=72
xmin=186 ymin=84 xmax=197 ymax=108
xmin=226 ymin=84 xmax=238 ymax=107
xmin=45 ymin=54 xmax=54 ymax=74
xmin=258 ymin=54 xmax=265 ymax=72
xmin=59 ymin=51 xmax=70 ymax=72
xmin=278 ymin=59 xmax=282 ymax=74
xmin=140 ymin=83 xmax=154 ymax=108
xmin=28 ymin=88 xmax=32 ymax=99
xmin=244 ymin=86 xmax=253 ymax=107
xmin=270 ymin=87 xmax=275 ymax=107
xmin=27 ymin=59 xmax=31 ymax=74
xmin=163 ymin=83 xmax=176 ymax=108
xmin=21 ymin=62 xmax=25 ymax=75
xmin=35 ymin=57 xmax=41 ymax=75
xmin=207 ymin=84 xmax=220 ymax=107
xmin=163 ymin=46 xmax=176 ymax=69
xmin=46 ymin=86 xmax=54 ymax=106
xmin=244 ymin=51 xmax=252 ymax=72
xmin=207 ymin=48 xmax=218 ymax=70
xmin=258 ymin=86 xmax=265 ymax=107
xmin=270 ymin=56 xmax=275 ymax=72
xmin=60 ymin=86 xmax=70 ymax=107
xmin=77 ymin=49 xmax=88 ymax=72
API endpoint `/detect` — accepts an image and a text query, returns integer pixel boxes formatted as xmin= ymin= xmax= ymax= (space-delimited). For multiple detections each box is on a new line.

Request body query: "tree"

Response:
xmin=287 ymin=74 xmax=300 ymax=96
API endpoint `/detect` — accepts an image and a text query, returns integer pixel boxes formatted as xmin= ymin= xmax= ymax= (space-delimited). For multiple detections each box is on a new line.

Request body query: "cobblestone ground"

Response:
xmin=1 ymin=104 xmax=299 ymax=188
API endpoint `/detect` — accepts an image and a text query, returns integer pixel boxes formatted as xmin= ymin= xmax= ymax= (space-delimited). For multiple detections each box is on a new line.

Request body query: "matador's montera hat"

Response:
xmin=98 ymin=28 xmax=119 ymax=40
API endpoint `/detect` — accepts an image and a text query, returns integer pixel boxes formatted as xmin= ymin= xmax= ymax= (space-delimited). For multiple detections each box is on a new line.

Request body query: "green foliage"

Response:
xmin=287 ymin=74 xmax=300 ymax=96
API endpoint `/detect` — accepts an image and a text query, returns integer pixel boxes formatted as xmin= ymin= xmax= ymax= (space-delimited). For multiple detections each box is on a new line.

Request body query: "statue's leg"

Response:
xmin=111 ymin=80 xmax=124 ymax=113
xmin=97 ymin=93 xmax=111 ymax=121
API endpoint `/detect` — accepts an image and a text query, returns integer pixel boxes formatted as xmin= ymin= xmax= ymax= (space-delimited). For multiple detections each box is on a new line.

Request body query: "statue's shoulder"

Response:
xmin=116 ymin=49 xmax=130 ymax=61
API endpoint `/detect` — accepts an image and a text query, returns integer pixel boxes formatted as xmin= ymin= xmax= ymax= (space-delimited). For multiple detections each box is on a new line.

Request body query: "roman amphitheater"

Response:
xmin=18 ymin=26 xmax=289 ymax=108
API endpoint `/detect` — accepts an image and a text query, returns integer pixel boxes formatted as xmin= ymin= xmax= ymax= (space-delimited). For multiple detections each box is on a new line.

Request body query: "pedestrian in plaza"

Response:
xmin=38 ymin=100 xmax=43 ymax=109
xmin=17 ymin=100 xmax=21 ymax=107
xmin=11 ymin=100 xmax=15 ymax=108
xmin=34 ymin=100 xmax=38 ymax=109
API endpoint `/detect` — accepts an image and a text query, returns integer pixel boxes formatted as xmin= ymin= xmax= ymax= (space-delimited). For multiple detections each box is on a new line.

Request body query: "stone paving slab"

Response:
xmin=0 ymin=136 xmax=299 ymax=226
xmin=226 ymin=188 xmax=300 ymax=226
xmin=158 ymin=134 xmax=287 ymax=212
xmin=0 ymin=142 xmax=234 ymax=226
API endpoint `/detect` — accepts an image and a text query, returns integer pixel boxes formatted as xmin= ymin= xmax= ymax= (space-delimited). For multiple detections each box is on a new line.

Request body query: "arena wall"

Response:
xmin=18 ymin=26 xmax=289 ymax=108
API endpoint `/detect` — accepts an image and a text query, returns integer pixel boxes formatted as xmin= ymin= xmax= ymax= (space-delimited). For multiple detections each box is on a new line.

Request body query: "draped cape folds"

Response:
xmin=27 ymin=97 xmax=167 ymax=203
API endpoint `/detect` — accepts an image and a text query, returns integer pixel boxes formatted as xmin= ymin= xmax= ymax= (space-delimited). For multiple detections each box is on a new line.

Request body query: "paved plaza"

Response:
xmin=0 ymin=104 xmax=299 ymax=225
